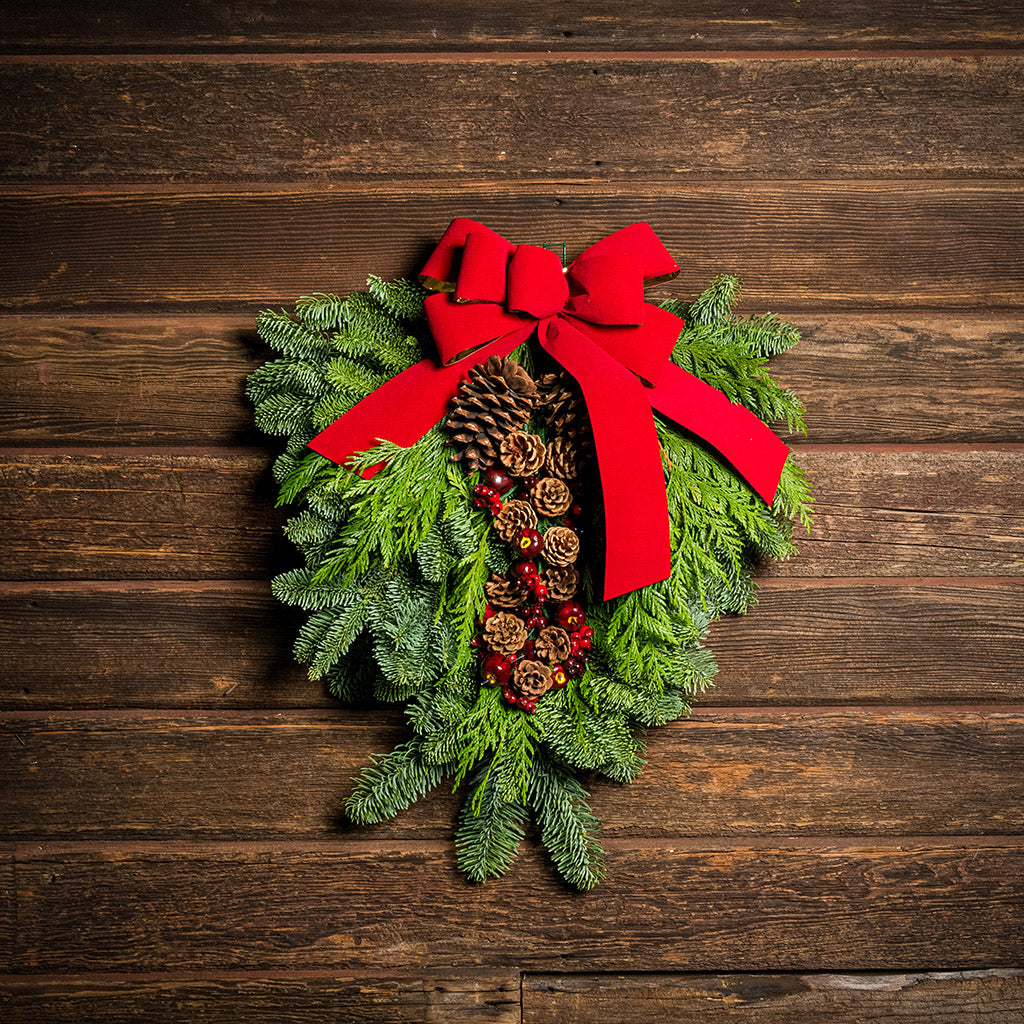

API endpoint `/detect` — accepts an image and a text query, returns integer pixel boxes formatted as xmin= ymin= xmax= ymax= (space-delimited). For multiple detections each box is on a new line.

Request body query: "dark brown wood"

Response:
xmin=5 ymin=580 xmax=1022 ymax=709
xmin=2 ymin=708 xmax=1022 ymax=840
xmin=3 ymin=2 xmax=1023 ymax=52
xmin=4 ymin=314 xmax=1024 ymax=445
xmin=523 ymin=970 xmax=1024 ymax=1023
xmin=2 ymin=185 xmax=1022 ymax=313
xmin=2 ymin=447 xmax=1022 ymax=579
xmin=4 ymin=58 xmax=1023 ymax=183
xmin=0 ymin=970 xmax=520 ymax=1023
xmin=10 ymin=841 xmax=1024 ymax=970
xmin=0 ymin=855 xmax=12 ymax=971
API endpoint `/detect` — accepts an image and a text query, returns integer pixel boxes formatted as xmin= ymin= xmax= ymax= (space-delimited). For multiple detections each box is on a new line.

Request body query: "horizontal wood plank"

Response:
xmin=0 ymin=970 xmax=520 ymax=1024
xmin=2 ymin=448 xmax=1023 ymax=579
xmin=4 ymin=58 xmax=1023 ymax=182
xmin=0 ymin=855 xmax=12 ymax=971
xmin=10 ymin=841 xmax=1024 ymax=970
xmin=4 ymin=580 xmax=1022 ymax=708
xmin=3 ymin=2 xmax=1023 ymax=52
xmin=2 ymin=185 xmax=1022 ymax=313
xmin=523 ymin=970 xmax=1024 ymax=1023
xmin=2 ymin=709 xmax=1022 ymax=839
xmin=4 ymin=314 xmax=1024 ymax=445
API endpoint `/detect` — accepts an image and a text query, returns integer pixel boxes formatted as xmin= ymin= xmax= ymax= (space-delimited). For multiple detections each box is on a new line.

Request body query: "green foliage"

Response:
xmin=250 ymin=272 xmax=813 ymax=890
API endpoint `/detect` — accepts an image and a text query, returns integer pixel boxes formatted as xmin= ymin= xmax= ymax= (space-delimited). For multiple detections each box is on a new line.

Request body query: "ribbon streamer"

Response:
xmin=309 ymin=219 xmax=789 ymax=600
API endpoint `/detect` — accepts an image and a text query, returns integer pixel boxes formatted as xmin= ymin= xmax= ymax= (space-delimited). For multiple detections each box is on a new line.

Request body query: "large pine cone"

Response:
xmin=544 ymin=565 xmax=579 ymax=601
xmin=499 ymin=431 xmax=546 ymax=476
xmin=494 ymin=498 xmax=538 ymax=542
xmin=446 ymin=357 xmax=538 ymax=472
xmin=534 ymin=625 xmax=571 ymax=665
xmin=485 ymin=575 xmax=527 ymax=609
xmin=537 ymin=371 xmax=591 ymax=446
xmin=545 ymin=437 xmax=581 ymax=482
xmin=513 ymin=659 xmax=553 ymax=699
xmin=530 ymin=476 xmax=572 ymax=517
xmin=484 ymin=611 xmax=528 ymax=655
xmin=543 ymin=525 xmax=580 ymax=566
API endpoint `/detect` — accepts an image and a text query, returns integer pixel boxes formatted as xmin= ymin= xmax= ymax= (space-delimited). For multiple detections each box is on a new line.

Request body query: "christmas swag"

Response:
xmin=249 ymin=219 xmax=812 ymax=889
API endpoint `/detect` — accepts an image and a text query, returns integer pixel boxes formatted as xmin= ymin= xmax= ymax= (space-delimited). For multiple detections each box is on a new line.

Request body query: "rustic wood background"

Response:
xmin=2 ymin=4 xmax=1023 ymax=1021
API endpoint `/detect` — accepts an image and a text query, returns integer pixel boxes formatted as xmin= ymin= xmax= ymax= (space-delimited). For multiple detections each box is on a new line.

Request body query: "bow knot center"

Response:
xmin=506 ymin=244 xmax=570 ymax=320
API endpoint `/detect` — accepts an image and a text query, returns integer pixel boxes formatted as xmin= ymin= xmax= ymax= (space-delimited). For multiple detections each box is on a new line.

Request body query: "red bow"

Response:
xmin=308 ymin=219 xmax=789 ymax=600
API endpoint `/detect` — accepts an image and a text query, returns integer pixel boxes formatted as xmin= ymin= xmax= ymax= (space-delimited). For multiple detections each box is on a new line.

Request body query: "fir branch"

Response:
xmin=367 ymin=275 xmax=427 ymax=322
xmin=455 ymin=762 xmax=529 ymax=883
xmin=346 ymin=738 xmax=448 ymax=825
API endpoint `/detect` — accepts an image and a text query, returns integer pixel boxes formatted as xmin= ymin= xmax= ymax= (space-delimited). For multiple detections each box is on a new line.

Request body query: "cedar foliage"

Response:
xmin=250 ymin=272 xmax=812 ymax=889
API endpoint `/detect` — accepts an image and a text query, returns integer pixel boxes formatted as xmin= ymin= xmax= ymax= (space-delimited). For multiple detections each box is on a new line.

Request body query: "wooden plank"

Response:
xmin=3 ymin=2 xmax=1023 ymax=52
xmin=3 ymin=58 xmax=1023 ymax=183
xmin=523 ymin=970 xmax=1024 ymax=1023
xmin=2 ymin=184 xmax=1022 ymax=313
xmin=11 ymin=841 xmax=1024 ymax=970
xmin=0 ymin=854 xmax=13 ymax=971
xmin=2 ymin=448 xmax=1023 ymax=580
xmin=2 ymin=709 xmax=1022 ymax=840
xmin=0 ymin=970 xmax=520 ymax=1024
xmin=4 ymin=314 xmax=1024 ymax=446
xmin=5 ymin=580 xmax=1022 ymax=708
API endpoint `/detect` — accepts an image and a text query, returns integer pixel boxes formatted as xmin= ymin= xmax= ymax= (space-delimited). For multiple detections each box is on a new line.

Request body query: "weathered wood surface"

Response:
xmin=4 ymin=314 xmax=1024 ymax=445
xmin=2 ymin=709 xmax=1022 ymax=839
xmin=4 ymin=58 xmax=1023 ymax=182
xmin=2 ymin=448 xmax=1022 ymax=579
xmin=4 ymin=2 xmax=1023 ymax=52
xmin=523 ymin=970 xmax=1024 ymax=1023
xmin=5 ymin=580 xmax=1022 ymax=708
xmin=0 ymin=970 xmax=521 ymax=1023
xmin=3 ymin=185 xmax=1022 ymax=312
xmin=10 ymin=841 xmax=1024 ymax=971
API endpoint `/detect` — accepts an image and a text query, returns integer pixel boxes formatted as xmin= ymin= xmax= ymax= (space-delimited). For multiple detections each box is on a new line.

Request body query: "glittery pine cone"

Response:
xmin=445 ymin=357 xmax=538 ymax=472
xmin=499 ymin=431 xmax=546 ymax=477
xmin=493 ymin=498 xmax=538 ymax=542
xmin=484 ymin=611 xmax=528 ymax=656
xmin=484 ymin=575 xmax=528 ymax=610
xmin=530 ymin=476 xmax=572 ymax=517
xmin=543 ymin=565 xmax=579 ymax=601
xmin=513 ymin=659 xmax=553 ymax=699
xmin=545 ymin=437 xmax=581 ymax=482
xmin=534 ymin=625 xmax=571 ymax=665
xmin=543 ymin=525 xmax=580 ymax=566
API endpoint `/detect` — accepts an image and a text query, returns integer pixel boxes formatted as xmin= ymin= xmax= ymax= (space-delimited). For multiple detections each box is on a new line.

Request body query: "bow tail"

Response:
xmin=308 ymin=326 xmax=533 ymax=477
xmin=538 ymin=318 xmax=672 ymax=601
xmin=648 ymin=363 xmax=790 ymax=505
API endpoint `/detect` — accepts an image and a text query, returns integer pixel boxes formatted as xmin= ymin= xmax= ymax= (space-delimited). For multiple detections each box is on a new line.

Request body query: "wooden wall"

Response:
xmin=2 ymin=4 xmax=1023 ymax=1021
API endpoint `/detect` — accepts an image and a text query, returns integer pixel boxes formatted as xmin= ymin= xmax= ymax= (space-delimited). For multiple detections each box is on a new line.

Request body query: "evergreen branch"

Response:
xmin=455 ymin=762 xmax=529 ymax=882
xmin=345 ymin=739 xmax=448 ymax=825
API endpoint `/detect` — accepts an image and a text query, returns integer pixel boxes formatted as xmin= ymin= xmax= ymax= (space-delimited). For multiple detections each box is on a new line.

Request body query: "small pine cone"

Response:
xmin=544 ymin=525 xmax=580 ymax=566
xmin=537 ymin=371 xmax=591 ymax=445
xmin=544 ymin=565 xmax=579 ymax=601
xmin=513 ymin=659 xmax=553 ymax=699
xmin=534 ymin=625 xmax=571 ymax=665
xmin=530 ymin=476 xmax=572 ymax=517
xmin=485 ymin=575 xmax=528 ymax=610
xmin=546 ymin=437 xmax=581 ymax=482
xmin=484 ymin=611 xmax=528 ymax=656
xmin=493 ymin=498 xmax=538 ymax=542
xmin=446 ymin=357 xmax=537 ymax=472
xmin=499 ymin=431 xmax=546 ymax=476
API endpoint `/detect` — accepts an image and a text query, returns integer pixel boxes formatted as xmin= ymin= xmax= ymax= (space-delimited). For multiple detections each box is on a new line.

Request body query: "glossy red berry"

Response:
xmin=550 ymin=665 xmax=568 ymax=689
xmin=511 ymin=560 xmax=539 ymax=582
xmin=526 ymin=615 xmax=546 ymax=631
xmin=580 ymin=624 xmax=594 ymax=640
xmin=569 ymin=634 xmax=581 ymax=654
xmin=519 ymin=697 xmax=537 ymax=714
xmin=515 ymin=528 xmax=544 ymax=559
xmin=481 ymin=653 xmax=512 ymax=687
xmin=526 ymin=603 xmax=546 ymax=620
xmin=564 ymin=656 xmax=585 ymax=678
xmin=557 ymin=601 xmax=585 ymax=631
xmin=570 ymin=503 xmax=584 ymax=518
xmin=484 ymin=467 xmax=514 ymax=494
xmin=578 ymin=634 xmax=592 ymax=651
xmin=472 ymin=484 xmax=499 ymax=509
xmin=531 ymin=583 xmax=549 ymax=601
xmin=520 ymin=475 xmax=539 ymax=491
xmin=502 ymin=686 xmax=518 ymax=706
xmin=482 ymin=604 xmax=497 ymax=620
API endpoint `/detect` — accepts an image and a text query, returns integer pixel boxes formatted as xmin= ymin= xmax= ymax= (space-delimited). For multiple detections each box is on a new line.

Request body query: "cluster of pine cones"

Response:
xmin=447 ymin=356 xmax=595 ymax=713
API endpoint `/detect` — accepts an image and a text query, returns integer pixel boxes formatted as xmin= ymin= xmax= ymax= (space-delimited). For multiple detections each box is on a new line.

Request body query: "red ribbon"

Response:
xmin=308 ymin=219 xmax=789 ymax=600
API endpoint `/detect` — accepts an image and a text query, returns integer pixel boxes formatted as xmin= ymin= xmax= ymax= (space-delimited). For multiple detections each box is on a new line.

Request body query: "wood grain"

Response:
xmin=4 ymin=580 xmax=1022 ymax=709
xmin=2 ymin=448 xmax=1022 ymax=579
xmin=0 ymin=970 xmax=520 ymax=1024
xmin=0 ymin=855 xmax=12 ymax=971
xmin=2 ymin=709 xmax=1022 ymax=839
xmin=4 ymin=314 xmax=1024 ymax=445
xmin=10 ymin=841 xmax=1024 ymax=971
xmin=523 ymin=970 xmax=1024 ymax=1023
xmin=2 ymin=184 xmax=1022 ymax=313
xmin=3 ymin=2 xmax=1023 ymax=52
xmin=4 ymin=58 xmax=1023 ymax=182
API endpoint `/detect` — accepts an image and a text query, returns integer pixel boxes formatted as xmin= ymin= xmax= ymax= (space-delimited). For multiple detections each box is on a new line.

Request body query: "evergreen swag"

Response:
xmin=249 ymin=272 xmax=812 ymax=890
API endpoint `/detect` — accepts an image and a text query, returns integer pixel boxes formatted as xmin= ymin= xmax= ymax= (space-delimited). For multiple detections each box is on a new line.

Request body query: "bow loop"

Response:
xmin=507 ymin=244 xmax=569 ymax=319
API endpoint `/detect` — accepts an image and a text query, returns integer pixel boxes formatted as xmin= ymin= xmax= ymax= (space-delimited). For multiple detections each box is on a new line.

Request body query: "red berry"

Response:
xmin=519 ymin=697 xmax=537 ymax=714
xmin=550 ymin=665 xmax=568 ymax=689
xmin=522 ymin=638 xmax=536 ymax=659
xmin=470 ymin=636 xmax=481 ymax=648
xmin=526 ymin=615 xmax=546 ymax=631
xmin=570 ymin=503 xmax=584 ymax=518
xmin=484 ymin=467 xmax=514 ymax=494
xmin=515 ymin=528 xmax=544 ymax=559
xmin=532 ymin=583 xmax=549 ymax=601
xmin=502 ymin=687 xmax=518 ymax=706
xmin=483 ymin=604 xmax=497 ymax=620
xmin=569 ymin=635 xmax=581 ymax=654
xmin=511 ymin=560 xmax=538 ymax=582
xmin=482 ymin=653 xmax=512 ymax=687
xmin=472 ymin=484 xmax=499 ymax=509
xmin=564 ymin=656 xmax=585 ymax=678
xmin=557 ymin=601 xmax=585 ymax=631
xmin=578 ymin=634 xmax=592 ymax=651
xmin=580 ymin=625 xmax=594 ymax=640
xmin=526 ymin=603 xmax=546 ymax=620
xmin=520 ymin=475 xmax=539 ymax=490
